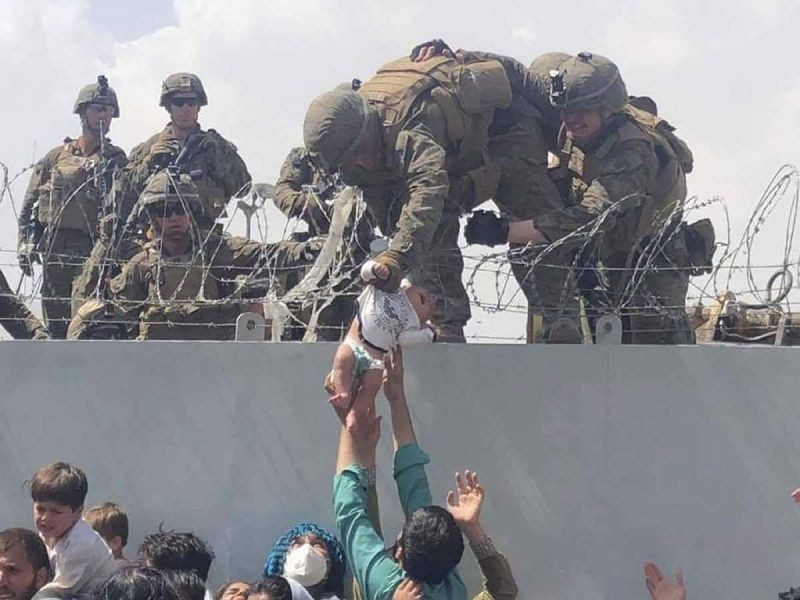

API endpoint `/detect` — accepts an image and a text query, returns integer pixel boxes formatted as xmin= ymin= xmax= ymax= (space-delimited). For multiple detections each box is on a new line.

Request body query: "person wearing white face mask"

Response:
xmin=264 ymin=523 xmax=347 ymax=600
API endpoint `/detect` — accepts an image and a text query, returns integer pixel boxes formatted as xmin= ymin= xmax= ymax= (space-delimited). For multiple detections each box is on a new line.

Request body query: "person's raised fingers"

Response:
xmin=446 ymin=490 xmax=456 ymax=507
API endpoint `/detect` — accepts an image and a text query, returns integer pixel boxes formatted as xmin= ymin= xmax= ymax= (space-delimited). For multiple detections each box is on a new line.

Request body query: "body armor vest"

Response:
xmin=560 ymin=112 xmax=689 ymax=244
xmin=38 ymin=147 xmax=101 ymax=233
xmin=358 ymin=56 xmax=513 ymax=175
xmin=143 ymin=246 xmax=220 ymax=304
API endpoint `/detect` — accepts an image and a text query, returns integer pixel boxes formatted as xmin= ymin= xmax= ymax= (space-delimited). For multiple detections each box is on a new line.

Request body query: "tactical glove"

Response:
xmin=409 ymin=39 xmax=454 ymax=61
xmin=464 ymin=210 xmax=509 ymax=247
xmin=372 ymin=250 xmax=404 ymax=292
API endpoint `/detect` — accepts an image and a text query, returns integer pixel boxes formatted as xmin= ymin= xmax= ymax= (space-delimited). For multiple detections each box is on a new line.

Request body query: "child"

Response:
xmin=84 ymin=503 xmax=129 ymax=563
xmin=325 ymin=259 xmax=435 ymax=430
xmin=30 ymin=462 xmax=118 ymax=600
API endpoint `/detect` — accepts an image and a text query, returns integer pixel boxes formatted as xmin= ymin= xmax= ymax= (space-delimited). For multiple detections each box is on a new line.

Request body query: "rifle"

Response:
xmin=94 ymin=76 xmax=116 ymax=225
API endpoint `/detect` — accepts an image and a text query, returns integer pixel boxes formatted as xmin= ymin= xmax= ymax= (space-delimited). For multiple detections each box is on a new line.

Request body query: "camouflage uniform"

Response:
xmin=0 ymin=269 xmax=50 ymax=340
xmin=304 ymin=56 xmax=558 ymax=340
xmin=109 ymin=233 xmax=321 ymax=340
xmin=67 ymin=215 xmax=146 ymax=340
xmin=536 ymin=53 xmax=695 ymax=344
xmin=122 ymin=72 xmax=251 ymax=227
xmin=107 ymin=172 xmax=321 ymax=340
xmin=19 ymin=140 xmax=127 ymax=339
xmin=445 ymin=50 xmax=579 ymax=340
xmin=125 ymin=124 xmax=251 ymax=225
xmin=273 ymin=147 xmax=369 ymax=341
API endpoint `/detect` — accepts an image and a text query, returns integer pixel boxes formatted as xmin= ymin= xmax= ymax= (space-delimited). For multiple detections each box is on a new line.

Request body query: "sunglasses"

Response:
xmin=147 ymin=204 xmax=186 ymax=218
xmin=170 ymin=97 xmax=200 ymax=108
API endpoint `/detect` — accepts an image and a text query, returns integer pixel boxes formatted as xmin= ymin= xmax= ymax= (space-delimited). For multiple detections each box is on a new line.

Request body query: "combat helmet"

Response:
xmin=549 ymin=52 xmax=628 ymax=114
xmin=159 ymin=72 xmax=208 ymax=107
xmin=303 ymin=82 xmax=370 ymax=173
xmin=73 ymin=75 xmax=120 ymax=117
xmin=138 ymin=171 xmax=202 ymax=217
xmin=529 ymin=52 xmax=571 ymax=80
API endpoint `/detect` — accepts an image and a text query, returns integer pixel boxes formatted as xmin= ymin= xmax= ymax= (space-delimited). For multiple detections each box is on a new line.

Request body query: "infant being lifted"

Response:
xmin=325 ymin=259 xmax=435 ymax=429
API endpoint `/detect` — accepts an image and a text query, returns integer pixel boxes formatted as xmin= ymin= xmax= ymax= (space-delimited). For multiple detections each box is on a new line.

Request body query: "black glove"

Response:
xmin=464 ymin=210 xmax=509 ymax=247
xmin=409 ymin=39 xmax=454 ymax=61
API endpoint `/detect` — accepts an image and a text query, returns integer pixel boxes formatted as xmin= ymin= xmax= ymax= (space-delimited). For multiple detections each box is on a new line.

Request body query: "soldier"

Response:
xmin=108 ymin=171 xmax=321 ymax=340
xmin=466 ymin=53 xmax=699 ymax=344
xmin=18 ymin=76 xmax=126 ymax=338
xmin=303 ymin=51 xmax=562 ymax=342
xmin=124 ymin=72 xmax=251 ymax=228
xmin=0 ymin=270 xmax=50 ymax=340
xmin=272 ymin=147 xmax=374 ymax=341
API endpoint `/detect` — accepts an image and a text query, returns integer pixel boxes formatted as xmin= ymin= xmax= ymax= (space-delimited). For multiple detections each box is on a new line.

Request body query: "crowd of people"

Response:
xmin=0 ymin=40 xmax=718 ymax=344
xmin=2 ymin=350 xmax=699 ymax=600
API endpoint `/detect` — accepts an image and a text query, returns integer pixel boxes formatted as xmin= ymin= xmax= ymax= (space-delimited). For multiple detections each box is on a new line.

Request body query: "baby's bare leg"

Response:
xmin=327 ymin=341 xmax=356 ymax=410
xmin=347 ymin=368 xmax=384 ymax=432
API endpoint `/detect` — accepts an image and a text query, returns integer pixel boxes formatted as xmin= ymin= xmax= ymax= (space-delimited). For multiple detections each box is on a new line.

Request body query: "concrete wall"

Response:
xmin=2 ymin=341 xmax=800 ymax=599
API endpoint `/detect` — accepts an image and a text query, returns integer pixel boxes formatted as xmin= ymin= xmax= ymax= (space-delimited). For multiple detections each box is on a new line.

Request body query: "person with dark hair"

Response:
xmin=84 ymin=503 xmax=129 ymax=562
xmin=93 ymin=565 xmax=178 ymax=600
xmin=264 ymin=523 xmax=346 ymax=599
xmin=214 ymin=581 xmax=250 ymax=600
xmin=248 ymin=578 xmax=291 ymax=600
xmin=28 ymin=462 xmax=117 ymax=600
xmin=161 ymin=570 xmax=206 ymax=600
xmin=0 ymin=528 xmax=53 ymax=600
xmin=137 ymin=531 xmax=214 ymax=582
xmin=332 ymin=349 xmax=466 ymax=600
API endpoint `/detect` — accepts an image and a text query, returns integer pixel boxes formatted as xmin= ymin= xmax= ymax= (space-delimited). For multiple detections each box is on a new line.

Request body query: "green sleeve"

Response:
xmin=389 ymin=99 xmax=450 ymax=271
xmin=334 ymin=467 xmax=403 ymax=600
xmin=393 ymin=443 xmax=433 ymax=517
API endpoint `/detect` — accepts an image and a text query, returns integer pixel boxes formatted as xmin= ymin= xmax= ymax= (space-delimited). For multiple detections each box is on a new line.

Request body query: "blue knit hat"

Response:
xmin=264 ymin=522 xmax=346 ymax=594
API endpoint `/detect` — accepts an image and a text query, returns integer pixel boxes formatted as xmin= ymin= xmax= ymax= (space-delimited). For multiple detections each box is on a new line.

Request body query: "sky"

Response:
xmin=0 ymin=0 xmax=799 ymax=342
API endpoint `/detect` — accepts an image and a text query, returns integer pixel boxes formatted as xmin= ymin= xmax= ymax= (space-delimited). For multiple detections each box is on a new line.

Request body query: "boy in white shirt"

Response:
xmin=325 ymin=259 xmax=435 ymax=431
xmin=29 ymin=462 xmax=118 ymax=600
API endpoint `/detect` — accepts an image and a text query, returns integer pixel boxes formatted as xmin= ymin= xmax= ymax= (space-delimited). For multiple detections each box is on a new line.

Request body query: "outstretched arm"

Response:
xmin=447 ymin=471 xmax=518 ymax=600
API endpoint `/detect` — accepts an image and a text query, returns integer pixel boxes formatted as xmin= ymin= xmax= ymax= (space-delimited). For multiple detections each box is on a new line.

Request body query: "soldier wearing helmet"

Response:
xmin=466 ymin=52 xmax=698 ymax=344
xmin=405 ymin=43 xmax=582 ymax=342
xmin=106 ymin=171 xmax=322 ymax=341
xmin=123 ymin=72 xmax=251 ymax=228
xmin=303 ymin=47 xmax=564 ymax=342
xmin=17 ymin=76 xmax=127 ymax=338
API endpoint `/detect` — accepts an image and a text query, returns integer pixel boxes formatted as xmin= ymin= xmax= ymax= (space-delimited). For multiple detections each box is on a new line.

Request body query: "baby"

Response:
xmin=325 ymin=259 xmax=435 ymax=429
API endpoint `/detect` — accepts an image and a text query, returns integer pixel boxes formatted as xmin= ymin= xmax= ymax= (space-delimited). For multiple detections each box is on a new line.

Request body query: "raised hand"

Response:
xmin=644 ymin=562 xmax=686 ymax=600
xmin=791 ymin=488 xmax=800 ymax=503
xmin=382 ymin=348 xmax=405 ymax=403
xmin=446 ymin=470 xmax=484 ymax=527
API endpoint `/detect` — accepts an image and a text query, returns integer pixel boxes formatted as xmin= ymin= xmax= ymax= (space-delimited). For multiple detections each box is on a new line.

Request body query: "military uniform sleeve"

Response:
xmin=462 ymin=51 xmax=532 ymax=96
xmin=534 ymin=139 xmax=657 ymax=241
xmin=109 ymin=255 xmax=150 ymax=317
xmin=223 ymin=235 xmax=321 ymax=280
xmin=273 ymin=147 xmax=315 ymax=219
xmin=204 ymin=131 xmax=252 ymax=199
xmin=390 ymin=98 xmax=450 ymax=270
xmin=0 ymin=269 xmax=49 ymax=340
xmin=18 ymin=152 xmax=54 ymax=243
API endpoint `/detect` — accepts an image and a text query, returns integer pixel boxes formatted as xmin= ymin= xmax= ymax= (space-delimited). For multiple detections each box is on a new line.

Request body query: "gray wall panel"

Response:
xmin=1 ymin=342 xmax=799 ymax=599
